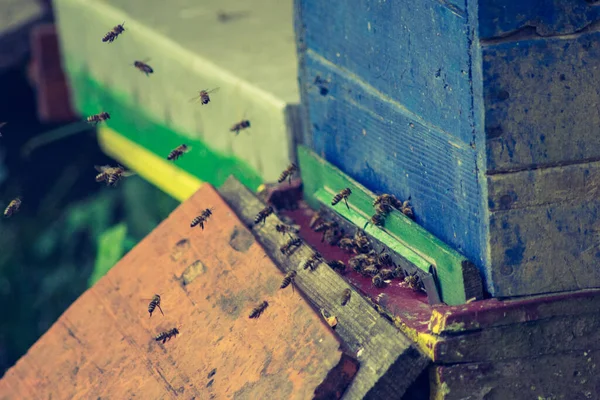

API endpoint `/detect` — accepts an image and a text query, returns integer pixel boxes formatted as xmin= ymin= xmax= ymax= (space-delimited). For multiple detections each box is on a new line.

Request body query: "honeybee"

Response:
xmin=189 ymin=88 xmax=220 ymax=105
xmin=280 ymin=237 xmax=302 ymax=256
xmin=348 ymin=254 xmax=371 ymax=273
xmin=0 ymin=122 xmax=6 ymax=137
xmin=254 ymin=206 xmax=274 ymax=225
xmin=87 ymin=112 xmax=110 ymax=125
xmin=309 ymin=210 xmax=323 ymax=229
xmin=353 ymin=230 xmax=372 ymax=254
xmin=147 ymin=294 xmax=164 ymax=317
xmin=327 ymin=260 xmax=346 ymax=273
xmin=401 ymin=199 xmax=415 ymax=220
xmin=275 ymin=223 xmax=300 ymax=237
xmin=249 ymin=300 xmax=269 ymax=319
xmin=191 ymin=208 xmax=214 ymax=230
xmin=230 ymin=119 xmax=251 ymax=135
xmin=3 ymin=197 xmax=21 ymax=218
xmin=372 ymin=273 xmax=386 ymax=288
xmin=377 ymin=247 xmax=396 ymax=267
xmin=314 ymin=221 xmax=339 ymax=243
xmin=102 ymin=22 xmax=125 ymax=43
xmin=404 ymin=271 xmax=425 ymax=292
xmin=379 ymin=268 xmax=395 ymax=280
xmin=133 ymin=59 xmax=153 ymax=76
xmin=331 ymin=188 xmax=352 ymax=210
xmin=341 ymin=289 xmax=351 ymax=306
xmin=167 ymin=144 xmax=191 ymax=161
xmin=280 ymin=270 xmax=297 ymax=290
xmin=363 ymin=265 xmax=379 ymax=277
xmin=277 ymin=164 xmax=298 ymax=185
xmin=155 ymin=327 xmax=179 ymax=344
xmin=338 ymin=237 xmax=356 ymax=252
xmin=94 ymin=165 xmax=135 ymax=186
xmin=392 ymin=266 xmax=406 ymax=279
xmin=364 ymin=211 xmax=387 ymax=229
xmin=303 ymin=251 xmax=323 ymax=271
xmin=323 ymin=226 xmax=343 ymax=246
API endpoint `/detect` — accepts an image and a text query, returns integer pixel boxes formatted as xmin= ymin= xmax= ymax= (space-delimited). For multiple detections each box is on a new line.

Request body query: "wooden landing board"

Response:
xmin=218 ymin=176 xmax=431 ymax=400
xmin=0 ymin=184 xmax=358 ymax=400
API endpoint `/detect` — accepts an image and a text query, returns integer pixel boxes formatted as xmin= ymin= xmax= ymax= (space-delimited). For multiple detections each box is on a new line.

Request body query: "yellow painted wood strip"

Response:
xmin=97 ymin=127 xmax=203 ymax=202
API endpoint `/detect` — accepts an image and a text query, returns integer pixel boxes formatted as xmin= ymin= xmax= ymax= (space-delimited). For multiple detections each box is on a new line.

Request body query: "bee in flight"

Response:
xmin=249 ymin=301 xmax=269 ymax=319
xmin=280 ymin=237 xmax=303 ymax=256
xmin=155 ymin=327 xmax=180 ymax=344
xmin=87 ymin=112 xmax=110 ymax=125
xmin=254 ymin=205 xmax=274 ymax=225
xmin=102 ymin=22 xmax=125 ymax=43
xmin=191 ymin=208 xmax=214 ymax=230
xmin=189 ymin=88 xmax=220 ymax=105
xmin=277 ymin=163 xmax=298 ymax=185
xmin=146 ymin=294 xmax=164 ymax=317
xmin=167 ymin=144 xmax=191 ymax=161
xmin=0 ymin=122 xmax=6 ymax=137
xmin=94 ymin=165 xmax=135 ymax=186
xmin=332 ymin=188 xmax=352 ymax=210
xmin=133 ymin=59 xmax=153 ymax=76
xmin=4 ymin=197 xmax=21 ymax=218
xmin=230 ymin=119 xmax=250 ymax=135
xmin=280 ymin=270 xmax=297 ymax=292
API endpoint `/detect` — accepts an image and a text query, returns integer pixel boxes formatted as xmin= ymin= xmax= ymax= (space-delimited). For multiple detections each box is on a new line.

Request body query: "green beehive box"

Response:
xmin=53 ymin=0 xmax=301 ymax=198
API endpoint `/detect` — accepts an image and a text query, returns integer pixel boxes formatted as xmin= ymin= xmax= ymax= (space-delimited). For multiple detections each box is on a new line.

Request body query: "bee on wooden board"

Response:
xmin=102 ymin=22 xmax=125 ymax=43
xmin=364 ymin=211 xmax=387 ymax=229
xmin=277 ymin=164 xmax=298 ymax=185
xmin=401 ymin=199 xmax=415 ymax=220
xmin=0 ymin=122 xmax=6 ymax=137
xmin=254 ymin=205 xmax=274 ymax=225
xmin=189 ymin=88 xmax=220 ymax=105
xmin=167 ymin=144 xmax=191 ymax=161
xmin=94 ymin=165 xmax=135 ymax=186
xmin=146 ymin=294 xmax=164 ymax=317
xmin=191 ymin=208 xmax=214 ymax=230
xmin=327 ymin=260 xmax=346 ymax=273
xmin=280 ymin=237 xmax=302 ymax=256
xmin=4 ymin=197 xmax=21 ymax=218
xmin=331 ymin=188 xmax=352 ymax=210
xmin=280 ymin=270 xmax=297 ymax=291
xmin=87 ymin=112 xmax=110 ymax=125
xmin=155 ymin=327 xmax=179 ymax=344
xmin=275 ymin=223 xmax=300 ymax=237
xmin=303 ymin=251 xmax=323 ymax=271
xmin=133 ymin=59 xmax=153 ymax=76
xmin=249 ymin=300 xmax=269 ymax=319
xmin=230 ymin=119 xmax=251 ymax=135
xmin=341 ymin=289 xmax=351 ymax=306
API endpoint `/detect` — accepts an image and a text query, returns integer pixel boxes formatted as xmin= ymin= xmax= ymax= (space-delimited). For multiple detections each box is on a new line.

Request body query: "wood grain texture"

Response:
xmin=218 ymin=176 xmax=431 ymax=400
xmin=0 ymin=184 xmax=357 ymax=400
xmin=298 ymin=146 xmax=483 ymax=306
xmin=431 ymin=349 xmax=600 ymax=400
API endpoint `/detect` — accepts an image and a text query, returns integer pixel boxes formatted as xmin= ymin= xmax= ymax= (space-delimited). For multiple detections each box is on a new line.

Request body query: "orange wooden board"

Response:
xmin=0 ymin=184 xmax=357 ymax=400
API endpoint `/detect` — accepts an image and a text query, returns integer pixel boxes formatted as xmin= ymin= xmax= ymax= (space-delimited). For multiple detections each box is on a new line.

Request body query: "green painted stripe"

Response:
xmin=68 ymin=69 xmax=263 ymax=192
xmin=299 ymin=145 xmax=472 ymax=305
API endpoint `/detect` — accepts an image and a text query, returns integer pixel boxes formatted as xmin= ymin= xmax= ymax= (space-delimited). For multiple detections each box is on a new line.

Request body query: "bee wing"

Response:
xmin=94 ymin=165 xmax=110 ymax=172
xmin=206 ymin=87 xmax=220 ymax=94
xmin=188 ymin=95 xmax=201 ymax=103
xmin=121 ymin=171 xmax=137 ymax=177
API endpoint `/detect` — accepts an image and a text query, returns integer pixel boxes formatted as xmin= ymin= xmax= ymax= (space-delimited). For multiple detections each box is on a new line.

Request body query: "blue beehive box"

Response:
xmin=295 ymin=0 xmax=600 ymax=297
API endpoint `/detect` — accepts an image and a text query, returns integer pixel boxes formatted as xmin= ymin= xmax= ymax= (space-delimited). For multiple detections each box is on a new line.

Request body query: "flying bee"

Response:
xmin=146 ymin=294 xmax=164 ymax=317
xmin=341 ymin=289 xmax=351 ymax=306
xmin=280 ymin=270 xmax=297 ymax=291
xmin=167 ymin=144 xmax=191 ymax=161
xmin=331 ymin=188 xmax=352 ymax=210
xmin=303 ymin=251 xmax=323 ymax=271
xmin=4 ymin=197 xmax=21 ymax=218
xmin=372 ymin=273 xmax=386 ymax=288
xmin=86 ymin=112 xmax=110 ymax=125
xmin=401 ymin=199 xmax=415 ymax=220
xmin=230 ymin=119 xmax=250 ymax=135
xmin=327 ymin=260 xmax=346 ymax=273
xmin=254 ymin=205 xmax=274 ymax=225
xmin=189 ymin=88 xmax=220 ymax=105
xmin=133 ymin=59 xmax=153 ymax=76
xmin=280 ymin=237 xmax=302 ymax=256
xmin=277 ymin=163 xmax=298 ymax=185
xmin=102 ymin=22 xmax=125 ymax=43
xmin=363 ymin=265 xmax=379 ymax=277
xmin=0 ymin=122 xmax=6 ymax=137
xmin=249 ymin=300 xmax=269 ymax=319
xmin=191 ymin=208 xmax=214 ymax=230
xmin=155 ymin=327 xmax=179 ymax=344
xmin=338 ymin=237 xmax=356 ymax=253
xmin=364 ymin=211 xmax=387 ymax=229
xmin=353 ymin=230 xmax=372 ymax=254
xmin=275 ymin=223 xmax=300 ymax=237
xmin=94 ymin=165 xmax=135 ymax=186
xmin=404 ymin=271 xmax=425 ymax=292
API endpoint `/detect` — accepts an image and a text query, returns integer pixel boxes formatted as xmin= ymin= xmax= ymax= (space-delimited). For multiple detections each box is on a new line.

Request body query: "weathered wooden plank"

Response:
xmin=429 ymin=288 xmax=600 ymax=334
xmin=478 ymin=0 xmax=600 ymax=39
xmin=431 ymin=349 xmax=600 ymax=400
xmin=483 ymin=29 xmax=600 ymax=172
xmin=218 ymin=176 xmax=431 ymax=400
xmin=0 ymin=184 xmax=357 ymax=399
xmin=295 ymin=0 xmax=473 ymax=142
xmin=298 ymin=145 xmax=484 ymax=306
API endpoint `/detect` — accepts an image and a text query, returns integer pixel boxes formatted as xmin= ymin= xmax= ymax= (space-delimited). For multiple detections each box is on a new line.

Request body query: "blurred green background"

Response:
xmin=0 ymin=66 xmax=179 ymax=376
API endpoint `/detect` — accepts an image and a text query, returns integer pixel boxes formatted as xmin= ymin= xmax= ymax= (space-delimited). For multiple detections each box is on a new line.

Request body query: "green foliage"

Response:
xmin=89 ymin=223 xmax=128 ymax=287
